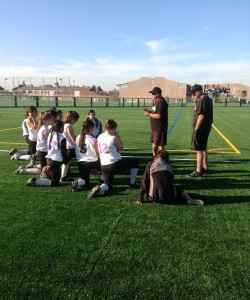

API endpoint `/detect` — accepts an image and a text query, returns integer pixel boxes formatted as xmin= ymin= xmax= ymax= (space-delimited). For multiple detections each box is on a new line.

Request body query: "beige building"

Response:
xmin=117 ymin=77 xmax=249 ymax=100
xmin=117 ymin=77 xmax=190 ymax=99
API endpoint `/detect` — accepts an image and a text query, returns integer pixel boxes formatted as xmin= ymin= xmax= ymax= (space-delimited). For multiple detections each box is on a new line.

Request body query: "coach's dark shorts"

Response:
xmin=150 ymin=130 xmax=167 ymax=146
xmin=193 ymin=128 xmax=211 ymax=151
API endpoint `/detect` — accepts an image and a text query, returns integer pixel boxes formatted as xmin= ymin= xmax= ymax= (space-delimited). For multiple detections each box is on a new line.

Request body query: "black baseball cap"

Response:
xmin=149 ymin=87 xmax=162 ymax=94
xmin=190 ymin=84 xmax=203 ymax=95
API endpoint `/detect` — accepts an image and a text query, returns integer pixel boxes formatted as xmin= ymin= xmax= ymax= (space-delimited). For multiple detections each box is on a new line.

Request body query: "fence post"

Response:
xmin=122 ymin=98 xmax=124 ymax=107
xmin=14 ymin=95 xmax=17 ymax=107
xmin=137 ymin=98 xmax=139 ymax=107
xmin=55 ymin=96 xmax=58 ymax=107
xmin=73 ymin=97 xmax=76 ymax=107
xmin=105 ymin=98 xmax=109 ymax=107
xmin=35 ymin=96 xmax=39 ymax=107
xmin=90 ymin=98 xmax=93 ymax=107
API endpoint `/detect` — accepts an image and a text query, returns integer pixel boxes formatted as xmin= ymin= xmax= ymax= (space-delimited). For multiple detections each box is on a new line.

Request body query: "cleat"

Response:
xmin=40 ymin=166 xmax=51 ymax=179
xmin=11 ymin=154 xmax=19 ymax=160
xmin=26 ymin=177 xmax=36 ymax=186
xmin=71 ymin=180 xmax=78 ymax=192
xmin=129 ymin=181 xmax=140 ymax=189
xmin=26 ymin=154 xmax=36 ymax=168
xmin=9 ymin=148 xmax=17 ymax=155
xmin=88 ymin=185 xmax=101 ymax=198
xmin=202 ymin=168 xmax=208 ymax=174
xmin=187 ymin=199 xmax=204 ymax=206
xmin=14 ymin=166 xmax=26 ymax=175
xmin=26 ymin=162 xmax=34 ymax=168
xmin=187 ymin=171 xmax=203 ymax=178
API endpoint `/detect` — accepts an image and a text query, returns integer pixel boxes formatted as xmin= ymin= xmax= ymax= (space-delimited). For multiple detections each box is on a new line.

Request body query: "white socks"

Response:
xmin=100 ymin=183 xmax=109 ymax=192
xmin=61 ymin=164 xmax=69 ymax=178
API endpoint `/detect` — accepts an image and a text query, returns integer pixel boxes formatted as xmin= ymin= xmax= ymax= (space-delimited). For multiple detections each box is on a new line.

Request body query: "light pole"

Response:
xmin=4 ymin=78 xmax=8 ymax=90
xmin=59 ymin=78 xmax=62 ymax=92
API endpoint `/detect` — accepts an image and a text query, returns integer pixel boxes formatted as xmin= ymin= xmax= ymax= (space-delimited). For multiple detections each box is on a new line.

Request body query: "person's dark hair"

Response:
xmin=46 ymin=109 xmax=58 ymax=119
xmin=26 ymin=106 xmax=37 ymax=118
xmin=49 ymin=120 xmax=64 ymax=150
xmin=105 ymin=119 xmax=117 ymax=131
xmin=88 ymin=109 xmax=95 ymax=115
xmin=78 ymin=119 xmax=94 ymax=153
xmin=64 ymin=111 xmax=80 ymax=123
xmin=157 ymin=150 xmax=169 ymax=162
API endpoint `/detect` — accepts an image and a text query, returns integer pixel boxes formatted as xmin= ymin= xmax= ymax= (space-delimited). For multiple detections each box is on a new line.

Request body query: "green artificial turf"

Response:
xmin=0 ymin=106 xmax=249 ymax=299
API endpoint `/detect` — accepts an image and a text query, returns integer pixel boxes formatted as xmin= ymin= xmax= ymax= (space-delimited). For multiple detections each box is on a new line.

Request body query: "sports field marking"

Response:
xmin=121 ymin=156 xmax=250 ymax=163
xmin=0 ymin=142 xmax=26 ymax=145
xmin=168 ymin=107 xmax=185 ymax=134
xmin=212 ymin=124 xmax=240 ymax=154
xmin=0 ymin=127 xmax=21 ymax=132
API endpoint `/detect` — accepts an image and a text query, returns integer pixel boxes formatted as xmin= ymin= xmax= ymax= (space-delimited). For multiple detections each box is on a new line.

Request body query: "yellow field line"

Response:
xmin=0 ymin=142 xmax=26 ymax=145
xmin=0 ymin=126 xmax=240 ymax=155
xmin=212 ymin=124 xmax=241 ymax=154
xmin=0 ymin=127 xmax=21 ymax=132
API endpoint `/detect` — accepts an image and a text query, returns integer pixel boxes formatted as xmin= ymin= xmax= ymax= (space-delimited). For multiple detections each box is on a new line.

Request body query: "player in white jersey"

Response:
xmin=14 ymin=111 xmax=54 ymax=176
xmin=26 ymin=106 xmax=38 ymax=154
xmin=88 ymin=119 xmax=140 ymax=198
xmin=71 ymin=119 xmax=101 ymax=192
xmin=36 ymin=112 xmax=54 ymax=168
xmin=10 ymin=106 xmax=36 ymax=161
xmin=60 ymin=111 xmax=79 ymax=181
xmin=26 ymin=120 xmax=68 ymax=187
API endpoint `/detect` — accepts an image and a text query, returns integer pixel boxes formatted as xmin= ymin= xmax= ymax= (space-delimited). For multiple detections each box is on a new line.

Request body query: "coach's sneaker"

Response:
xmin=88 ymin=185 xmax=101 ymax=198
xmin=14 ymin=166 xmax=26 ymax=175
xmin=202 ymin=168 xmax=209 ymax=174
xmin=26 ymin=177 xmax=36 ymax=186
xmin=9 ymin=148 xmax=17 ymax=155
xmin=187 ymin=171 xmax=203 ymax=178
xmin=129 ymin=181 xmax=140 ymax=189
xmin=187 ymin=199 xmax=204 ymax=206
xmin=71 ymin=180 xmax=78 ymax=192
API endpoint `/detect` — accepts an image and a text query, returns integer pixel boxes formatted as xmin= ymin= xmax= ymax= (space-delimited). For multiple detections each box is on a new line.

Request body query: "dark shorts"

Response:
xmin=28 ymin=139 xmax=37 ymax=155
xmin=101 ymin=158 xmax=140 ymax=188
xmin=36 ymin=151 xmax=47 ymax=169
xmin=192 ymin=129 xmax=211 ymax=151
xmin=78 ymin=159 xmax=101 ymax=185
xmin=67 ymin=148 xmax=76 ymax=160
xmin=150 ymin=130 xmax=167 ymax=146
xmin=47 ymin=159 xmax=62 ymax=186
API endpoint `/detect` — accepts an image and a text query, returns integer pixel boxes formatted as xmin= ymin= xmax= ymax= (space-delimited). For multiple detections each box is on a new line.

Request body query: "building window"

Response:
xmin=178 ymin=83 xmax=186 ymax=88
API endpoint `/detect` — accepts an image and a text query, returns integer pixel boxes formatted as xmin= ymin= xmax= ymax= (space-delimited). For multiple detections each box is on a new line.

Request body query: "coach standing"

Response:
xmin=143 ymin=87 xmax=168 ymax=157
xmin=188 ymin=84 xmax=213 ymax=178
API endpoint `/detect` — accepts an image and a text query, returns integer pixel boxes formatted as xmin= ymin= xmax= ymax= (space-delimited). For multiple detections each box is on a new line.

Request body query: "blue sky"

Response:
xmin=0 ymin=0 xmax=249 ymax=90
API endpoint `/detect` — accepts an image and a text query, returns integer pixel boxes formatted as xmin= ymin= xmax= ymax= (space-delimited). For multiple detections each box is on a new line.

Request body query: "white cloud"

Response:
xmin=1 ymin=55 xmax=249 ymax=90
xmin=145 ymin=38 xmax=185 ymax=55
